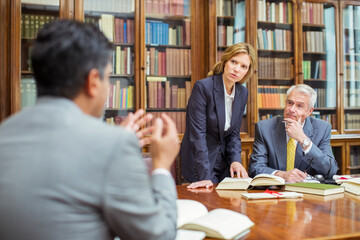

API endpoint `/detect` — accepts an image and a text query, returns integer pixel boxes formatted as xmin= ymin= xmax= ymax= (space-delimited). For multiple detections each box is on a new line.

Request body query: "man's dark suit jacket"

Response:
xmin=180 ymin=74 xmax=248 ymax=182
xmin=248 ymin=116 xmax=338 ymax=178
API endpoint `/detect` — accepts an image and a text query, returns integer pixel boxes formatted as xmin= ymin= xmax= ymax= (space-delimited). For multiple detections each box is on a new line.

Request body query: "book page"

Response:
xmin=176 ymin=199 xmax=208 ymax=228
xmin=181 ymin=208 xmax=254 ymax=239
xmin=215 ymin=177 xmax=252 ymax=190
xmin=251 ymin=174 xmax=285 ymax=186
xmin=176 ymin=229 xmax=205 ymax=240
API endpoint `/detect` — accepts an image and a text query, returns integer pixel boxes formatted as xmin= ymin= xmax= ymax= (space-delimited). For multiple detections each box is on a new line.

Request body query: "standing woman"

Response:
xmin=181 ymin=43 xmax=257 ymax=189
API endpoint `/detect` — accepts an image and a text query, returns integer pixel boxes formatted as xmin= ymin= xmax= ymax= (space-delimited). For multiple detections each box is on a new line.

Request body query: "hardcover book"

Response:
xmin=177 ymin=199 xmax=254 ymax=239
xmin=216 ymin=174 xmax=285 ymax=190
xmin=285 ymin=183 xmax=344 ymax=196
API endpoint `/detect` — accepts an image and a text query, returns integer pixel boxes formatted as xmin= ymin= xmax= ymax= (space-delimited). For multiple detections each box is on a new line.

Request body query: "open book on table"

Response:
xmin=216 ymin=174 xmax=285 ymax=190
xmin=176 ymin=199 xmax=254 ymax=239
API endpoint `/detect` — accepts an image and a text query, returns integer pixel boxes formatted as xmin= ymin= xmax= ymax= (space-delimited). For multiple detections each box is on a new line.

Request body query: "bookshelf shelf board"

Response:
xmin=113 ymin=43 xmax=134 ymax=47
xmin=106 ymin=108 xmax=134 ymax=111
xmin=110 ymin=74 xmax=134 ymax=78
xmin=314 ymin=107 xmax=336 ymax=111
xmin=303 ymin=51 xmax=327 ymax=56
xmin=304 ymin=79 xmax=327 ymax=82
xmin=146 ymin=108 xmax=186 ymax=112
xmin=344 ymin=53 xmax=360 ymax=57
xmin=258 ymin=108 xmax=284 ymax=111
xmin=22 ymin=3 xmax=59 ymax=12
xmin=347 ymin=165 xmax=360 ymax=170
xmin=258 ymin=78 xmax=293 ymax=81
xmin=344 ymin=107 xmax=360 ymax=111
xmin=147 ymin=75 xmax=191 ymax=79
xmin=21 ymin=38 xmax=34 ymax=43
xmin=146 ymin=14 xmax=190 ymax=21
xmin=258 ymin=50 xmax=293 ymax=57
xmin=302 ymin=23 xmax=325 ymax=30
xmin=146 ymin=44 xmax=191 ymax=49
xmin=21 ymin=71 xmax=33 ymax=75
xmin=84 ymin=12 xmax=134 ymax=18
xmin=217 ymin=16 xmax=235 ymax=20
xmin=257 ymin=21 xmax=293 ymax=30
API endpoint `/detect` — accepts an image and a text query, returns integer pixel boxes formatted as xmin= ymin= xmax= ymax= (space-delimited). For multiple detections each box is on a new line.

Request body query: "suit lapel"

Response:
xmin=273 ymin=117 xmax=287 ymax=170
xmin=213 ymin=75 xmax=225 ymax=139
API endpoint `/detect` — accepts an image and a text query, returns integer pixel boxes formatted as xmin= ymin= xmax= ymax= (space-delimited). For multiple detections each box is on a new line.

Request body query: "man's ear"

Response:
xmin=85 ymin=69 xmax=100 ymax=98
xmin=308 ymin=107 xmax=314 ymax=117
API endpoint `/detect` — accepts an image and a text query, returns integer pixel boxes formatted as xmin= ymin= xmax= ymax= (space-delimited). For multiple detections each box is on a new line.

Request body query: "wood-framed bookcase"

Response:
xmin=1 ymin=0 xmax=360 ymax=174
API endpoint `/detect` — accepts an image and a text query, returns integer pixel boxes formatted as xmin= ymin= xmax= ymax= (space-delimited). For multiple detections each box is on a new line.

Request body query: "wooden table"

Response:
xmin=177 ymin=185 xmax=360 ymax=240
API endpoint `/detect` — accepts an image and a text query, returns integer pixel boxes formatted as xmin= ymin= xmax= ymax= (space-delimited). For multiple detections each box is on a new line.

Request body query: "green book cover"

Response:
xmin=286 ymin=183 xmax=341 ymax=190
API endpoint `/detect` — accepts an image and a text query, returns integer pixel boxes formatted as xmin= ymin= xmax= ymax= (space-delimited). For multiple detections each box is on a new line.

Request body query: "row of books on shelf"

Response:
xmin=113 ymin=46 xmax=133 ymax=75
xmin=86 ymin=15 xmax=134 ymax=44
xmin=344 ymin=29 xmax=360 ymax=54
xmin=146 ymin=48 xmax=191 ymax=76
xmin=146 ymin=0 xmax=190 ymax=16
xmin=343 ymin=5 xmax=360 ymax=30
xmin=345 ymin=113 xmax=360 ymax=130
xmin=216 ymin=0 xmax=232 ymax=17
xmin=303 ymin=31 xmax=325 ymax=53
xmin=257 ymin=28 xmax=292 ymax=51
xmin=145 ymin=20 xmax=190 ymax=46
xmin=84 ymin=0 xmax=134 ymax=13
xmin=312 ymin=112 xmax=336 ymax=129
xmin=302 ymin=60 xmax=326 ymax=80
xmin=259 ymin=113 xmax=335 ymax=129
xmin=20 ymin=78 xmax=37 ymax=109
xmin=350 ymin=148 xmax=360 ymax=168
xmin=257 ymin=86 xmax=288 ymax=109
xmin=257 ymin=0 xmax=293 ymax=24
xmin=344 ymin=87 xmax=360 ymax=108
xmin=257 ymin=86 xmax=336 ymax=109
xmin=106 ymin=82 xmax=134 ymax=109
xmin=313 ymin=88 xmax=336 ymax=108
xmin=258 ymin=57 xmax=293 ymax=79
xmin=147 ymin=81 xmax=191 ymax=109
xmin=344 ymin=61 xmax=360 ymax=81
xmin=149 ymin=111 xmax=186 ymax=134
xmin=217 ymin=25 xmax=234 ymax=47
xmin=21 ymin=14 xmax=57 ymax=39
xmin=300 ymin=2 xmax=324 ymax=25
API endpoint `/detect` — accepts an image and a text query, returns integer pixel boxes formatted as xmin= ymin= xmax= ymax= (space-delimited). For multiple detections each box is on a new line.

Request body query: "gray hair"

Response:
xmin=286 ymin=84 xmax=317 ymax=109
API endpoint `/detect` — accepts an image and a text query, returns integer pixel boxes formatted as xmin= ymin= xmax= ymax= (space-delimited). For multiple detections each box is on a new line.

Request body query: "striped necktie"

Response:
xmin=287 ymin=137 xmax=296 ymax=171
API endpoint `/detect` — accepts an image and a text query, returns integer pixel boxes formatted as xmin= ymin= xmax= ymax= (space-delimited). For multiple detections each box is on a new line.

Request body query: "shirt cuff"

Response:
xmin=303 ymin=142 xmax=313 ymax=155
xmin=271 ymin=170 xmax=279 ymax=175
xmin=152 ymin=168 xmax=172 ymax=178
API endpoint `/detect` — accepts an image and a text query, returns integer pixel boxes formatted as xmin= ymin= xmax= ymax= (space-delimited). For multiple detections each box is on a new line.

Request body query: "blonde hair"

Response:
xmin=208 ymin=42 xmax=257 ymax=84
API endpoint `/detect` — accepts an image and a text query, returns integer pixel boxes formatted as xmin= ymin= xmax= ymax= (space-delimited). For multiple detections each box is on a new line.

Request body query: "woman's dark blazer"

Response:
xmin=180 ymin=74 xmax=248 ymax=182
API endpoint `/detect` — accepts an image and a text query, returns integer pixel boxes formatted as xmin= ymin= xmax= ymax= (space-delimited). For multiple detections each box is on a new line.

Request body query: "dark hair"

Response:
xmin=31 ymin=19 xmax=114 ymax=99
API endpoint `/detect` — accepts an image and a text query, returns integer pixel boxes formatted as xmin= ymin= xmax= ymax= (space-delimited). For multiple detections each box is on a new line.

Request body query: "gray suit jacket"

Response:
xmin=0 ymin=97 xmax=177 ymax=240
xmin=248 ymin=116 xmax=338 ymax=178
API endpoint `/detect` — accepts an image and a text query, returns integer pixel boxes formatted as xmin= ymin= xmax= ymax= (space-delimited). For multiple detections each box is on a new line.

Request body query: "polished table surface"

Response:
xmin=177 ymin=185 xmax=360 ymax=240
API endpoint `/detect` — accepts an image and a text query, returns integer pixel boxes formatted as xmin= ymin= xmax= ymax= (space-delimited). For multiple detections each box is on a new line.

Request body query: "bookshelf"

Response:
xmin=83 ymin=0 xmax=135 ymax=125
xmin=145 ymin=0 xmax=191 ymax=134
xmin=255 ymin=0 xmax=296 ymax=126
xmin=20 ymin=1 xmax=59 ymax=110
xmin=299 ymin=0 xmax=338 ymax=130
xmin=341 ymin=2 xmax=360 ymax=133
xmin=2 ymin=0 xmax=360 ymax=173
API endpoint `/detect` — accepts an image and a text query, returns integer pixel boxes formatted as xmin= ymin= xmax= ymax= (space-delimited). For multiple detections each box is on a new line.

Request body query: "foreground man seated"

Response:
xmin=0 ymin=20 xmax=179 ymax=240
xmin=248 ymin=84 xmax=338 ymax=183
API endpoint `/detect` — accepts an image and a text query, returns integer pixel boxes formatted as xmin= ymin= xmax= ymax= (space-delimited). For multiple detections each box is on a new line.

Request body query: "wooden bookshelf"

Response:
xmin=2 ymin=0 xmax=360 ymax=173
